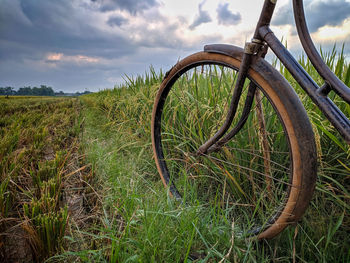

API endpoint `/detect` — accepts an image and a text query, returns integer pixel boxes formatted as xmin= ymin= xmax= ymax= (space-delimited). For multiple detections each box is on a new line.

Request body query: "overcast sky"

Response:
xmin=1 ymin=0 xmax=350 ymax=92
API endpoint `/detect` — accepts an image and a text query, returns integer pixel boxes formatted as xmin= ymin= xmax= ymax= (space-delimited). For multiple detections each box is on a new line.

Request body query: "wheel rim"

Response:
xmin=153 ymin=61 xmax=293 ymax=236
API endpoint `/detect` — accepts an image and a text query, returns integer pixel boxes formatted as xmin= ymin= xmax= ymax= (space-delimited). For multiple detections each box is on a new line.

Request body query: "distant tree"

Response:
xmin=2 ymin=85 xmax=59 ymax=96
xmin=55 ymin=91 xmax=65 ymax=96
xmin=17 ymin=86 xmax=33 ymax=95
xmin=39 ymin=85 xmax=54 ymax=96
xmin=31 ymin=86 xmax=40 ymax=95
xmin=6 ymin=87 xmax=15 ymax=95
xmin=0 ymin=87 xmax=15 ymax=95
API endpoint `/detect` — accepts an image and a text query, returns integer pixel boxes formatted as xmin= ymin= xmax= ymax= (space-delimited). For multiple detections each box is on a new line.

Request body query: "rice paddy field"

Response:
xmin=0 ymin=96 xmax=97 ymax=262
xmin=1 ymin=47 xmax=349 ymax=262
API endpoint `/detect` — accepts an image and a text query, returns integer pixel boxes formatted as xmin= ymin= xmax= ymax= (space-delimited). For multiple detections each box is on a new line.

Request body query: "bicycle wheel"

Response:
xmin=151 ymin=50 xmax=317 ymax=239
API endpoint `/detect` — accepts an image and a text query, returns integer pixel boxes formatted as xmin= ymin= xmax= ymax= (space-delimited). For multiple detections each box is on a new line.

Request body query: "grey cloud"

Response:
xmin=0 ymin=0 xmax=135 ymax=60
xmin=0 ymin=0 xmax=188 ymax=60
xmin=19 ymin=0 xmax=72 ymax=28
xmin=0 ymin=0 xmax=138 ymax=92
xmin=274 ymin=0 xmax=350 ymax=32
xmin=0 ymin=0 xmax=195 ymax=92
xmin=107 ymin=15 xmax=128 ymax=27
xmin=216 ymin=3 xmax=241 ymax=25
xmin=273 ymin=2 xmax=294 ymax=28
xmin=124 ymin=10 xmax=192 ymax=49
xmin=189 ymin=2 xmax=212 ymax=30
xmin=92 ymin=0 xmax=158 ymax=14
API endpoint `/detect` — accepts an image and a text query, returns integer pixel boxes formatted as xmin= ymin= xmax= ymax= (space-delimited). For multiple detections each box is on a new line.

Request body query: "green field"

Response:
xmin=1 ymin=48 xmax=350 ymax=262
xmin=0 ymin=96 xmax=96 ymax=262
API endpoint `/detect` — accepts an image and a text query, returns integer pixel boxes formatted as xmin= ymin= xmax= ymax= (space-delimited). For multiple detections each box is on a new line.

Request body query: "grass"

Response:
xmin=55 ymin=46 xmax=348 ymax=262
xmin=153 ymin=62 xmax=293 ymax=237
xmin=0 ymin=96 xmax=96 ymax=262
xmin=275 ymin=49 xmax=350 ymax=261
xmin=1 ymin=45 xmax=349 ymax=262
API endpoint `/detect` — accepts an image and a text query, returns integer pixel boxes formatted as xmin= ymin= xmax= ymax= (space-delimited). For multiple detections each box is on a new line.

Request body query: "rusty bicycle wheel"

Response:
xmin=151 ymin=51 xmax=317 ymax=239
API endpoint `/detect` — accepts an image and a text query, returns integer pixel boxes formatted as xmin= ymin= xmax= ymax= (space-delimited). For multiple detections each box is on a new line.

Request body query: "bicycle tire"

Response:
xmin=151 ymin=50 xmax=317 ymax=239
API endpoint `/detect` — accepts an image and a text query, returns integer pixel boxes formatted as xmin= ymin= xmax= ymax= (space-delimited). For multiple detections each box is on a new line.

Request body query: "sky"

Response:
xmin=1 ymin=0 xmax=350 ymax=92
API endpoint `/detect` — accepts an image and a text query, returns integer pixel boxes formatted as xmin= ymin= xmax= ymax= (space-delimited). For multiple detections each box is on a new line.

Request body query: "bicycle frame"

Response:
xmin=198 ymin=0 xmax=350 ymax=153
xmin=255 ymin=0 xmax=350 ymax=143
xmin=152 ymin=0 xmax=347 ymax=239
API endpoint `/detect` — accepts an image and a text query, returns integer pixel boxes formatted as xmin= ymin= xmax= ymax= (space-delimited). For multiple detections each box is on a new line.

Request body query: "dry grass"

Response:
xmin=0 ymin=96 xmax=100 ymax=262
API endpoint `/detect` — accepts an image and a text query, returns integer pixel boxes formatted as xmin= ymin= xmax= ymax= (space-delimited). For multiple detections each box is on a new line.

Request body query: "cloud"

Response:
xmin=216 ymin=3 xmax=241 ymax=26
xmin=46 ymin=53 xmax=100 ymax=64
xmin=0 ymin=0 xmax=190 ymax=60
xmin=107 ymin=15 xmax=128 ymax=27
xmin=274 ymin=0 xmax=350 ymax=33
xmin=0 ymin=0 xmax=198 ymax=92
xmin=189 ymin=2 xmax=212 ymax=30
xmin=315 ymin=19 xmax=350 ymax=40
xmin=1 ymin=0 xmax=348 ymax=93
xmin=46 ymin=53 xmax=64 ymax=61
xmin=0 ymin=0 xmax=136 ymax=60
xmin=91 ymin=0 xmax=159 ymax=14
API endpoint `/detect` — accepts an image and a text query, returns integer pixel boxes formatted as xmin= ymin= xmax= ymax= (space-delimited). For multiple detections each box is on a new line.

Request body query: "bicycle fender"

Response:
xmin=204 ymin=44 xmax=245 ymax=60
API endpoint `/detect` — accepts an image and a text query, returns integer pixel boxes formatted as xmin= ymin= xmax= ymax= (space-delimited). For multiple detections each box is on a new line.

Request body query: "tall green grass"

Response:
xmin=72 ymin=48 xmax=350 ymax=262
xmin=155 ymin=62 xmax=293 ymax=239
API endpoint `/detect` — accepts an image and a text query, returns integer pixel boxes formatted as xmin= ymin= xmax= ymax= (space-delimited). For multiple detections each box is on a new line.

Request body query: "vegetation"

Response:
xmin=0 ymin=85 xmax=55 ymax=96
xmin=0 ymin=86 xmax=92 ymax=96
xmin=62 ymin=48 xmax=348 ymax=262
xmin=0 ymin=96 xmax=96 ymax=262
xmin=1 ymin=46 xmax=349 ymax=262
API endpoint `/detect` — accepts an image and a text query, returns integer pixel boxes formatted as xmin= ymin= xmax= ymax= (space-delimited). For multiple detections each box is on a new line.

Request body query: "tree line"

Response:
xmin=0 ymin=86 xmax=92 ymax=96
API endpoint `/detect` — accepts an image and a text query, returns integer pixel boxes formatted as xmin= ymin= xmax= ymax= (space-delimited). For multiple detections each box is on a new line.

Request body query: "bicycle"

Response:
xmin=151 ymin=0 xmax=350 ymax=239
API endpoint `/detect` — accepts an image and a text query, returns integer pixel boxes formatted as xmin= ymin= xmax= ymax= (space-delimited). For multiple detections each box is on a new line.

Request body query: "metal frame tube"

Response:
xmin=293 ymin=0 xmax=350 ymax=103
xmin=253 ymin=0 xmax=278 ymax=40
xmin=207 ymin=83 xmax=257 ymax=153
xmin=197 ymin=50 xmax=253 ymax=154
xmin=200 ymin=0 xmax=350 ymax=145
xmin=259 ymin=26 xmax=350 ymax=143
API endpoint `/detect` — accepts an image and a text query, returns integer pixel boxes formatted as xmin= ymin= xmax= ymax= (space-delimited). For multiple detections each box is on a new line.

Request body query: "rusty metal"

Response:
xmin=206 ymin=83 xmax=256 ymax=153
xmin=196 ymin=0 xmax=278 ymax=154
xmin=244 ymin=42 xmax=262 ymax=55
xmin=151 ymin=0 xmax=350 ymax=241
xmin=292 ymin=0 xmax=350 ymax=103
xmin=200 ymin=0 xmax=350 ymax=147
xmin=258 ymin=26 xmax=350 ymax=143
xmin=197 ymin=38 xmax=268 ymax=154
xmin=204 ymin=44 xmax=269 ymax=153
xmin=197 ymin=42 xmax=255 ymax=154
xmin=252 ymin=0 xmax=277 ymax=41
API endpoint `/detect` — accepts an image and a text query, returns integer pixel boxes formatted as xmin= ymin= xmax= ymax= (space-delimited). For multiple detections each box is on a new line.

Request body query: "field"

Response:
xmin=1 ymin=48 xmax=350 ymax=262
xmin=0 ymin=96 xmax=97 ymax=262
